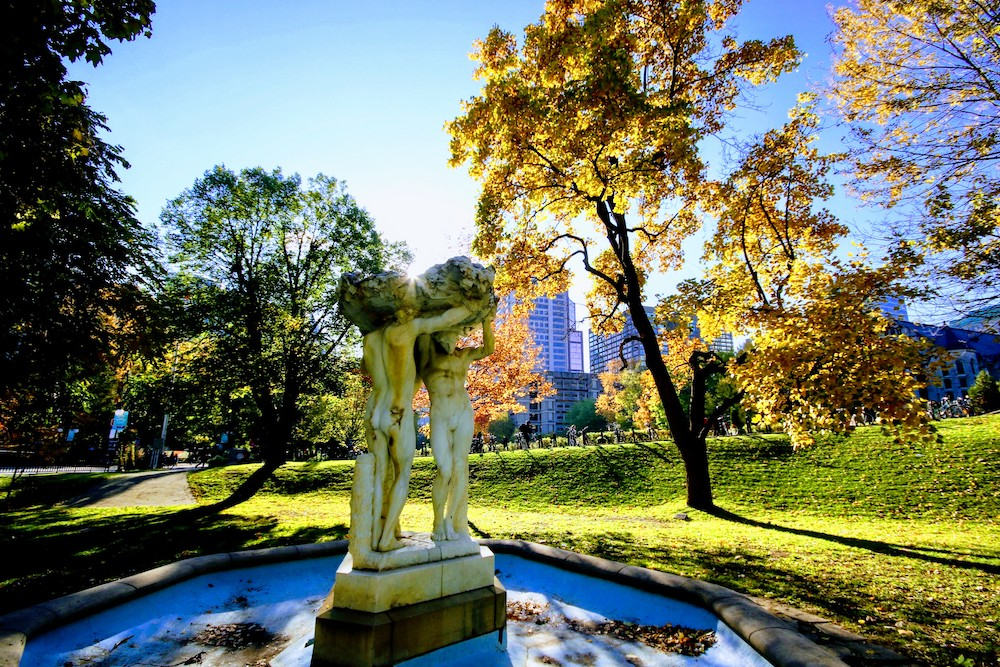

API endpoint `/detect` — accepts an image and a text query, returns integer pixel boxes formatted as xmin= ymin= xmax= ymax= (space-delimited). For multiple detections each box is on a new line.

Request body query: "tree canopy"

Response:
xmin=1 ymin=0 xmax=158 ymax=454
xmin=162 ymin=166 xmax=403 ymax=505
xmin=829 ymin=0 xmax=1000 ymax=317
xmin=450 ymin=0 xmax=933 ymax=507
xmin=449 ymin=0 xmax=800 ymax=508
xmin=688 ymin=98 xmax=933 ymax=447
xmin=564 ymin=398 xmax=606 ymax=432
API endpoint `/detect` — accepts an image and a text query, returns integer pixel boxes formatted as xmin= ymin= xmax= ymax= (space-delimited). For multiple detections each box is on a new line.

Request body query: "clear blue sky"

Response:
xmin=68 ymin=0 xmax=853 ymax=319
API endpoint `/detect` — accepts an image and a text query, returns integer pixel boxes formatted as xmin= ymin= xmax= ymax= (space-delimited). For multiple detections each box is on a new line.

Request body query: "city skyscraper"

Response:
xmin=588 ymin=308 xmax=735 ymax=374
xmin=517 ymin=292 xmax=593 ymax=434
xmin=527 ymin=291 xmax=585 ymax=373
xmin=588 ymin=306 xmax=656 ymax=375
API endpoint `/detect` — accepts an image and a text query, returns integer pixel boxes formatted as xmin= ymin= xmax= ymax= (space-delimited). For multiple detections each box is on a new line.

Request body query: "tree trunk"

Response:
xmin=200 ymin=404 xmax=293 ymax=513
xmin=677 ymin=433 xmax=714 ymax=509
xmin=594 ymin=200 xmax=717 ymax=509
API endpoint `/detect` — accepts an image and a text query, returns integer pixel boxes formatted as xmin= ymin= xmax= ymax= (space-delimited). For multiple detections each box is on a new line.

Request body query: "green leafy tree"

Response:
xmin=487 ymin=415 xmax=516 ymax=443
xmin=0 ymin=1 xmax=158 ymax=465
xmin=122 ymin=329 xmax=256 ymax=461
xmin=293 ymin=368 xmax=370 ymax=457
xmin=564 ymin=399 xmax=606 ymax=432
xmin=162 ymin=166 xmax=405 ymax=506
xmin=968 ymin=370 xmax=1000 ymax=415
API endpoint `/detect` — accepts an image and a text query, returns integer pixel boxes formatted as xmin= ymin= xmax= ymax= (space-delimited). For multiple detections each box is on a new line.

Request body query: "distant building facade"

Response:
xmin=588 ymin=306 xmax=657 ymax=375
xmin=515 ymin=292 xmax=596 ymax=435
xmin=526 ymin=291 xmax=585 ymax=373
xmin=706 ymin=331 xmax=735 ymax=355
xmin=893 ymin=320 xmax=1000 ymax=402
xmin=588 ymin=307 xmax=735 ymax=374
xmin=521 ymin=371 xmax=600 ymax=436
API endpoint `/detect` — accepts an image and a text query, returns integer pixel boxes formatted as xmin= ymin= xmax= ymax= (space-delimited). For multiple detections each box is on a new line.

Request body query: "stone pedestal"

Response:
xmin=312 ymin=545 xmax=506 ymax=667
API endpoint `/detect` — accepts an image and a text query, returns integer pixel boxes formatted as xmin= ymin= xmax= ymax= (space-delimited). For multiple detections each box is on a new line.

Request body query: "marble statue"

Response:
xmin=417 ymin=315 xmax=495 ymax=541
xmin=362 ymin=297 xmax=472 ymax=551
xmin=317 ymin=258 xmax=504 ymax=667
xmin=339 ymin=257 xmax=496 ymax=557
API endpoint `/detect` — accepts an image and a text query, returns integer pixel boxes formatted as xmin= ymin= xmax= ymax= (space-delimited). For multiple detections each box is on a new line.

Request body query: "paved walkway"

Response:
xmin=60 ymin=467 xmax=198 ymax=508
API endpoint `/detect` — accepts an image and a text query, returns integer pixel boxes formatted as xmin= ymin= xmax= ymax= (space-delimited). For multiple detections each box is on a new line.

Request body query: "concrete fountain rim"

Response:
xmin=0 ymin=538 xmax=873 ymax=667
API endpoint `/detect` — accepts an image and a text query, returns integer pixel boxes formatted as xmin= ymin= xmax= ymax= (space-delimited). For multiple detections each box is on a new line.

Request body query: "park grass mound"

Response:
xmin=187 ymin=413 xmax=999 ymax=521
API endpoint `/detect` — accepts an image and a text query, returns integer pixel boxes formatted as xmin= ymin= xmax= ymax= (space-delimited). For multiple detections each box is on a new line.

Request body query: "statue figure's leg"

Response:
xmin=378 ymin=415 xmax=414 ymax=551
xmin=430 ymin=420 xmax=456 ymax=541
xmin=450 ymin=415 xmax=475 ymax=536
xmin=364 ymin=398 xmax=388 ymax=552
xmin=369 ymin=428 xmax=389 ymax=552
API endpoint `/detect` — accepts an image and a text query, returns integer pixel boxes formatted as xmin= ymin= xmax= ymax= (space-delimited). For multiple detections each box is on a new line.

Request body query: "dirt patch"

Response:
xmin=193 ymin=622 xmax=276 ymax=650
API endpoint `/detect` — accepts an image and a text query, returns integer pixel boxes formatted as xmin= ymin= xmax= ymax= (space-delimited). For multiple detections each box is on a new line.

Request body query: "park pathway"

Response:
xmin=60 ymin=467 xmax=198 ymax=508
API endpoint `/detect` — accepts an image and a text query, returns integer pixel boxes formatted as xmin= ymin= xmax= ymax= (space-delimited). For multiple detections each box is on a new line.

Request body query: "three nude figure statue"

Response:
xmin=341 ymin=258 xmax=496 ymax=553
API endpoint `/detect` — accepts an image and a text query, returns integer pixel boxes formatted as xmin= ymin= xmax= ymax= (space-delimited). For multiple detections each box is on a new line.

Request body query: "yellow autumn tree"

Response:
xmin=596 ymin=362 xmax=663 ymax=430
xmin=449 ymin=0 xmax=800 ymax=508
xmin=692 ymin=97 xmax=934 ymax=448
xmin=828 ymin=0 xmax=1000 ymax=318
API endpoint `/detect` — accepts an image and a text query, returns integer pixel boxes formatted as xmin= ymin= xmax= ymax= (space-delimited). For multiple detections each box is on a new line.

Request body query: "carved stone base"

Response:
xmin=312 ymin=578 xmax=507 ymax=667
xmin=329 ymin=544 xmax=494 ymax=614
xmin=352 ymin=531 xmax=482 ymax=573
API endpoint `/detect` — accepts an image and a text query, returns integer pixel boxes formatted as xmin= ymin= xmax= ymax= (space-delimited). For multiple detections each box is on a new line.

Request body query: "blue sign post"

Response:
xmin=112 ymin=409 xmax=129 ymax=431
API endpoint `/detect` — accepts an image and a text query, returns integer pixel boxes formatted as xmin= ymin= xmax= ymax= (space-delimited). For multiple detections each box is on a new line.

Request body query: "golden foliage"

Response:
xmin=449 ymin=0 xmax=800 ymax=311
xmin=829 ymin=0 xmax=1000 ymax=299
xmin=695 ymin=97 xmax=935 ymax=447
xmin=596 ymin=361 xmax=661 ymax=429
xmin=731 ymin=269 xmax=935 ymax=449
xmin=452 ymin=1 xmax=936 ymax=452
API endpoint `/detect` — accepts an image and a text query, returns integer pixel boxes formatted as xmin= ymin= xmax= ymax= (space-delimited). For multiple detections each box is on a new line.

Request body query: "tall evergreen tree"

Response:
xmin=968 ymin=370 xmax=1000 ymax=415
xmin=1 ymin=2 xmax=158 ymax=449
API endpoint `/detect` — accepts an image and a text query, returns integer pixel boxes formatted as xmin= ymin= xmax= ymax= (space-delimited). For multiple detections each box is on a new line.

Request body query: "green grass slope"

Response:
xmin=2 ymin=414 xmax=998 ymax=665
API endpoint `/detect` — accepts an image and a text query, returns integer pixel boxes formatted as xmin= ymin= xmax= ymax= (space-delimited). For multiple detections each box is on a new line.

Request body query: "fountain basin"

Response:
xmin=0 ymin=540 xmax=847 ymax=666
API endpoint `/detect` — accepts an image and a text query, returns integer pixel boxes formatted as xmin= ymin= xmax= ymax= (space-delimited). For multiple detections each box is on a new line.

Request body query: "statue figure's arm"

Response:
xmin=414 ymin=334 xmax=432 ymax=379
xmin=413 ymin=304 xmax=472 ymax=337
xmin=360 ymin=332 xmax=376 ymax=379
xmin=468 ymin=315 xmax=495 ymax=362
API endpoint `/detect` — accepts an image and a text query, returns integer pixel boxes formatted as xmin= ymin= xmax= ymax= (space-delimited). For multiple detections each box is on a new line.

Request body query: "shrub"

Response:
xmin=967 ymin=370 xmax=1000 ymax=414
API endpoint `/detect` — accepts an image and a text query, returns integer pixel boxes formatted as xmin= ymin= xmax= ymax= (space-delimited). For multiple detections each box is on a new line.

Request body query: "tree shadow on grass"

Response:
xmin=706 ymin=506 xmax=1000 ymax=574
xmin=635 ymin=441 xmax=674 ymax=463
xmin=589 ymin=445 xmax=627 ymax=484
xmin=468 ymin=519 xmax=492 ymax=539
xmin=509 ymin=527 xmax=991 ymax=666
xmin=506 ymin=527 xmax=967 ymax=628
xmin=0 ymin=506 xmax=348 ymax=615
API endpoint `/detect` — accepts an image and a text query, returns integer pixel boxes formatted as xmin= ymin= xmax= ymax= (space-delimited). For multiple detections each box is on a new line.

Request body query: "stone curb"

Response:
xmin=1 ymin=538 xmax=898 ymax=667
xmin=0 ymin=540 xmax=349 ymax=667
xmin=481 ymin=538 xmax=849 ymax=667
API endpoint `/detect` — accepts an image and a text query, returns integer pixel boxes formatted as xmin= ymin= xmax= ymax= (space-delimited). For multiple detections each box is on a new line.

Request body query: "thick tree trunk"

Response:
xmin=677 ymin=434 xmax=714 ymax=509
xmin=199 ymin=390 xmax=295 ymax=513
xmin=594 ymin=201 xmax=716 ymax=510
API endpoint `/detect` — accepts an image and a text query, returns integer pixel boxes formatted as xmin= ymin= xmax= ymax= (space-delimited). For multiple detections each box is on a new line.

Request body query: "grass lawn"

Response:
xmin=2 ymin=414 xmax=998 ymax=665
